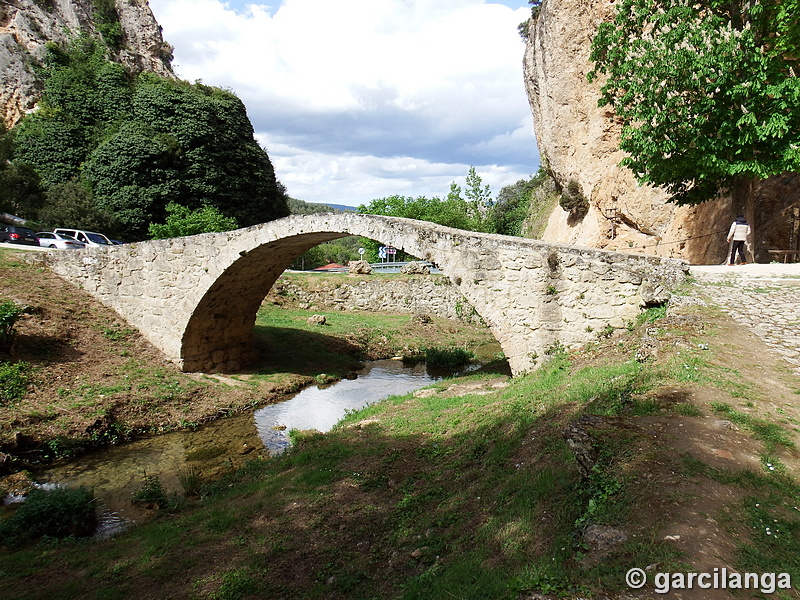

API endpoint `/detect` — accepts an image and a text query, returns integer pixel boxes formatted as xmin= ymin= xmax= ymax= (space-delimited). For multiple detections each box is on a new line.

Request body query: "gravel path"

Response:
xmin=688 ymin=263 xmax=800 ymax=375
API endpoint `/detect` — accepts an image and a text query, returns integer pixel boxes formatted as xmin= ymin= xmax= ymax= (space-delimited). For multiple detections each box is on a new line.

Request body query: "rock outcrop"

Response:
xmin=522 ymin=0 xmax=800 ymax=264
xmin=0 ymin=0 xmax=174 ymax=129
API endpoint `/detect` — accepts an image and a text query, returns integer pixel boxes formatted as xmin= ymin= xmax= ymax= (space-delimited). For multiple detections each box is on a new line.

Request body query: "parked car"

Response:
xmin=53 ymin=228 xmax=113 ymax=247
xmin=0 ymin=225 xmax=39 ymax=246
xmin=36 ymin=231 xmax=86 ymax=250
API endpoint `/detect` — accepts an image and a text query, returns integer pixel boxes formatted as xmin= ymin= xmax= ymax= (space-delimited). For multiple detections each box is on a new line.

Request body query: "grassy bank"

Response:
xmin=2 ymin=287 xmax=799 ymax=598
xmin=0 ymin=248 xmax=497 ymax=467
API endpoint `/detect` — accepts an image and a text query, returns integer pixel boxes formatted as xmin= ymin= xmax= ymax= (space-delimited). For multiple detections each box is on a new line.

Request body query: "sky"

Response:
xmin=147 ymin=0 xmax=539 ymax=208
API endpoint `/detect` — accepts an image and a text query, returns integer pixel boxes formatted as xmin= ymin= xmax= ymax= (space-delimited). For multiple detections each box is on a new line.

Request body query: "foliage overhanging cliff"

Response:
xmin=0 ymin=0 xmax=289 ymax=239
xmin=521 ymin=0 xmax=800 ymax=264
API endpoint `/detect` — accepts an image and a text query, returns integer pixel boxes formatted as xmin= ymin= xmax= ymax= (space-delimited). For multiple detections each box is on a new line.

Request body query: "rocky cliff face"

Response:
xmin=523 ymin=0 xmax=800 ymax=264
xmin=0 ymin=0 xmax=174 ymax=129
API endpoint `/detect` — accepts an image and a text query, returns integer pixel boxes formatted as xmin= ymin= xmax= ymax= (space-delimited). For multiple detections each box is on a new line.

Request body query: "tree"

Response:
xmin=488 ymin=170 xmax=548 ymax=236
xmin=0 ymin=124 xmax=44 ymax=219
xmin=11 ymin=37 xmax=290 ymax=240
xmin=148 ymin=202 xmax=238 ymax=239
xmin=588 ymin=0 xmax=800 ymax=209
xmin=37 ymin=181 xmax=118 ymax=233
xmin=82 ymin=121 xmax=182 ymax=236
xmin=131 ymin=75 xmax=290 ymax=228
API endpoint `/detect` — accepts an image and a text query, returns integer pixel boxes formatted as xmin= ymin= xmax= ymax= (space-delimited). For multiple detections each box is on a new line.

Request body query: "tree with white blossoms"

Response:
xmin=588 ymin=0 xmax=800 ymax=210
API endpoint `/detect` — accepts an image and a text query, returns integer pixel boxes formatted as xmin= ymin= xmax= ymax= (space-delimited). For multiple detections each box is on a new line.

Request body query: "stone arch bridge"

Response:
xmin=42 ymin=213 xmax=687 ymax=375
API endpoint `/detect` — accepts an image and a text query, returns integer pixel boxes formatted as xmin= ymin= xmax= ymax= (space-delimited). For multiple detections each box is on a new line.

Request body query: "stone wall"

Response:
xmin=269 ymin=275 xmax=484 ymax=324
xmin=42 ymin=213 xmax=689 ymax=375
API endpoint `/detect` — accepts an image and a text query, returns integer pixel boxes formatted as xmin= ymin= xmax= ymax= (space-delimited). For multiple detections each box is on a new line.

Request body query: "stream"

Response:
xmin=27 ymin=358 xmax=476 ymax=533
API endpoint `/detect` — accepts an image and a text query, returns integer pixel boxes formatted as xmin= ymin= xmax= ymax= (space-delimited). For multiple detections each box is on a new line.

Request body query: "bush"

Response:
xmin=0 ymin=361 xmax=31 ymax=403
xmin=0 ymin=486 xmax=96 ymax=543
xmin=559 ymin=179 xmax=589 ymax=217
xmin=132 ymin=473 xmax=169 ymax=508
xmin=424 ymin=347 xmax=474 ymax=370
xmin=148 ymin=202 xmax=238 ymax=239
xmin=0 ymin=300 xmax=29 ymax=345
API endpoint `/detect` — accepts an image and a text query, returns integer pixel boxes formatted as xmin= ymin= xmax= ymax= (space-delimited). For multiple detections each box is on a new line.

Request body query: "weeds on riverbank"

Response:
xmin=0 ymin=486 xmax=96 ymax=543
xmin=2 ymin=252 xmax=799 ymax=599
xmin=0 ymin=248 xmax=497 ymax=467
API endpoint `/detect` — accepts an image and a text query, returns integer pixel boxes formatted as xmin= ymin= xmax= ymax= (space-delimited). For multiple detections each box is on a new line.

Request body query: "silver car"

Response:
xmin=37 ymin=231 xmax=86 ymax=250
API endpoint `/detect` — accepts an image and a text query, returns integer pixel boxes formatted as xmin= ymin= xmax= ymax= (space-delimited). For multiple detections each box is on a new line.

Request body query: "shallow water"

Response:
xmin=255 ymin=358 xmax=443 ymax=453
xmin=32 ymin=358 xmax=448 ymax=526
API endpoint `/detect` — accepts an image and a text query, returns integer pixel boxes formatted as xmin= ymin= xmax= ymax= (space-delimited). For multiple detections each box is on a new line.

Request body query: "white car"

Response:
xmin=36 ymin=231 xmax=86 ymax=250
xmin=53 ymin=228 xmax=113 ymax=247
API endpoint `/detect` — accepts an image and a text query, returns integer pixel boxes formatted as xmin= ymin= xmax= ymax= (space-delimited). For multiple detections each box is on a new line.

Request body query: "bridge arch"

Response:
xmin=44 ymin=213 xmax=687 ymax=375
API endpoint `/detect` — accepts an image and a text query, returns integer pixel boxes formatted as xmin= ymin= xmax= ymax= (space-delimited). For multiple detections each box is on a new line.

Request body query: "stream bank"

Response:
xmin=20 ymin=356 xmax=499 ymax=531
xmin=1 ymin=250 xmax=500 ymax=476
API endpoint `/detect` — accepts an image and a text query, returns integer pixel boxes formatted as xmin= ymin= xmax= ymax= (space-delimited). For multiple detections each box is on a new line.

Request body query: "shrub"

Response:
xmin=559 ymin=179 xmax=589 ymax=217
xmin=178 ymin=466 xmax=203 ymax=497
xmin=0 ymin=486 xmax=96 ymax=543
xmin=424 ymin=347 xmax=474 ymax=370
xmin=0 ymin=361 xmax=31 ymax=403
xmin=132 ymin=473 xmax=168 ymax=508
xmin=148 ymin=202 xmax=238 ymax=239
xmin=0 ymin=300 xmax=30 ymax=346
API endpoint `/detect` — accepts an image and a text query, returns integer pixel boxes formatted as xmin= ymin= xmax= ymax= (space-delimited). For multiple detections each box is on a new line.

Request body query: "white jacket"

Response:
xmin=727 ymin=221 xmax=750 ymax=242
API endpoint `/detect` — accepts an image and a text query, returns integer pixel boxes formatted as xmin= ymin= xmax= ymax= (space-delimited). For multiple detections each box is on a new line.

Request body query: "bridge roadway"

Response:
xmin=42 ymin=213 xmax=688 ymax=376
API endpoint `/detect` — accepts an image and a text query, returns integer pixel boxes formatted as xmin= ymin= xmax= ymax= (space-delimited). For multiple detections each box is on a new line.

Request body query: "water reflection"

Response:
xmin=32 ymin=359 xmax=446 ymax=525
xmin=255 ymin=359 xmax=440 ymax=454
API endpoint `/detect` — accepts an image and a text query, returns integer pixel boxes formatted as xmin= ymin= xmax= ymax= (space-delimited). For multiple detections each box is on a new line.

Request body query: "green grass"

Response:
xmin=2 ymin=289 xmax=798 ymax=599
xmin=711 ymin=402 xmax=795 ymax=452
xmin=0 ymin=360 xmax=32 ymax=403
xmin=252 ymin=303 xmax=495 ymax=378
xmin=0 ymin=348 xmax=687 ymax=600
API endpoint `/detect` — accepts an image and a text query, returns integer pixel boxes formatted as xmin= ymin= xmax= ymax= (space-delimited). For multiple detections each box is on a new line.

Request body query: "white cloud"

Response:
xmin=148 ymin=0 xmax=539 ymax=206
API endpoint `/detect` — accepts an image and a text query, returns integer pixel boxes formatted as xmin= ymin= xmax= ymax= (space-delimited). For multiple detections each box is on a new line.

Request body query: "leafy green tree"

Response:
xmin=13 ymin=116 xmax=90 ymax=189
xmin=588 ymin=0 xmax=800 ymax=208
xmin=148 ymin=202 xmax=238 ymax=239
xmin=464 ymin=166 xmax=493 ymax=208
xmin=0 ymin=125 xmax=45 ymax=219
xmin=82 ymin=121 xmax=182 ymax=235
xmin=10 ymin=37 xmax=289 ymax=240
xmin=357 ymin=169 xmax=496 ymax=257
xmin=131 ymin=75 xmax=290 ymax=228
xmin=37 ymin=180 xmax=118 ymax=233
xmin=488 ymin=170 xmax=547 ymax=236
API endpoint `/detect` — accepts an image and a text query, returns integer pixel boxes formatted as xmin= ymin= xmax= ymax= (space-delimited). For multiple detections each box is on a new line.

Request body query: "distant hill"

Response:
xmin=287 ymin=198 xmax=357 ymax=214
xmin=323 ymin=203 xmax=358 ymax=212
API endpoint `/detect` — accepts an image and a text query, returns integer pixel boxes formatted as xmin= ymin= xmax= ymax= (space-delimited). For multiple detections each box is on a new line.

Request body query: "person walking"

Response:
xmin=727 ymin=215 xmax=751 ymax=265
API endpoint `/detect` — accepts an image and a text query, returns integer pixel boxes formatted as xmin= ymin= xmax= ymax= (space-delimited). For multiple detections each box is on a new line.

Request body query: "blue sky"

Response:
xmin=148 ymin=0 xmax=539 ymax=208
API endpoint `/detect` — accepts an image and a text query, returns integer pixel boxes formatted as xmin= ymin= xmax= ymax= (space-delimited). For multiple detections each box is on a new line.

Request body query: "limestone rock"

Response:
xmin=562 ymin=413 xmax=607 ymax=478
xmin=1 ymin=0 xmax=174 ymax=129
xmin=348 ymin=260 xmax=372 ymax=274
xmin=583 ymin=524 xmax=628 ymax=551
xmin=307 ymin=314 xmax=326 ymax=326
xmin=522 ymin=0 xmax=800 ymax=263
xmin=400 ymin=261 xmax=430 ymax=275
